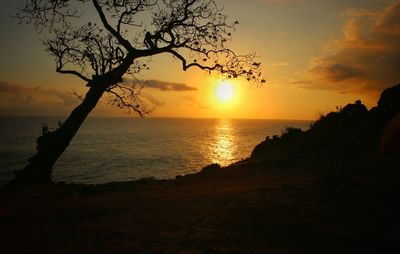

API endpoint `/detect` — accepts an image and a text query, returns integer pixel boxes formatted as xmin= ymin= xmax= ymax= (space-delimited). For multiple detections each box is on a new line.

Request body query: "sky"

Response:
xmin=0 ymin=0 xmax=399 ymax=120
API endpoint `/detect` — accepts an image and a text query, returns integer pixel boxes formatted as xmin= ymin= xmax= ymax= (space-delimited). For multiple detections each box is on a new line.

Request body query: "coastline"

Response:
xmin=1 ymin=85 xmax=399 ymax=253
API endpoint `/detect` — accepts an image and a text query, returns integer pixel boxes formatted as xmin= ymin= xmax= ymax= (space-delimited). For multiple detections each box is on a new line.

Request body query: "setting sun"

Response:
xmin=1 ymin=0 xmax=399 ymax=252
xmin=215 ymin=81 xmax=235 ymax=102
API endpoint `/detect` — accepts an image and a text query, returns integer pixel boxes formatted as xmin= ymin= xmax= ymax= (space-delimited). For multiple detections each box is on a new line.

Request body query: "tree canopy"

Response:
xmin=16 ymin=0 xmax=265 ymax=115
xmin=12 ymin=0 xmax=265 ymax=184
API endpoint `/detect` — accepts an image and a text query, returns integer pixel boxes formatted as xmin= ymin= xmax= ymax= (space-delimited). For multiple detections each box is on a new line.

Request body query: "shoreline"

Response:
xmin=1 ymin=85 xmax=399 ymax=253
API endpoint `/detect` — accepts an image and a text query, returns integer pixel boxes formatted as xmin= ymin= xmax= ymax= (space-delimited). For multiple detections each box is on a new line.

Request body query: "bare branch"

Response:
xmin=57 ymin=68 xmax=92 ymax=82
xmin=72 ymin=89 xmax=84 ymax=101
xmin=92 ymin=0 xmax=135 ymax=51
xmin=105 ymin=82 xmax=153 ymax=117
xmin=17 ymin=0 xmax=266 ymax=118
xmin=167 ymin=48 xmax=265 ymax=84
xmin=15 ymin=0 xmax=82 ymax=32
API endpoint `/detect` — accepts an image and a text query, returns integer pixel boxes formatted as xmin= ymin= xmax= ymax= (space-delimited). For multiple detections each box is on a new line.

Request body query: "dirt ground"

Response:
xmin=1 ymin=157 xmax=399 ymax=254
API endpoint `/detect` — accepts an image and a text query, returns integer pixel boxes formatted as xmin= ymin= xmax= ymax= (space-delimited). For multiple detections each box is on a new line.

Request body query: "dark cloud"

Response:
xmin=0 ymin=80 xmax=26 ymax=93
xmin=123 ymin=79 xmax=197 ymax=92
xmin=0 ymin=80 xmax=80 ymax=115
xmin=35 ymin=87 xmax=78 ymax=106
xmin=306 ymin=0 xmax=400 ymax=94
xmin=311 ymin=63 xmax=363 ymax=82
xmin=0 ymin=79 xmax=190 ymax=115
xmin=144 ymin=79 xmax=197 ymax=91
xmin=0 ymin=80 xmax=78 ymax=107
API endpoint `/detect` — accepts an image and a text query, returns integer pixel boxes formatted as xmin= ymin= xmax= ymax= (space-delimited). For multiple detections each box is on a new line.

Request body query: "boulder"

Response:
xmin=377 ymin=84 xmax=400 ymax=121
xmin=380 ymin=113 xmax=400 ymax=155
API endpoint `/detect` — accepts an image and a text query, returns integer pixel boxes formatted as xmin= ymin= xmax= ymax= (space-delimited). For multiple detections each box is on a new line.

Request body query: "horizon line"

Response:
xmin=0 ymin=114 xmax=314 ymax=122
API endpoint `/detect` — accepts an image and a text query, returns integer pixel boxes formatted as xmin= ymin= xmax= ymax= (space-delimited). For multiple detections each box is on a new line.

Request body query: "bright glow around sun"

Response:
xmin=215 ymin=81 xmax=235 ymax=102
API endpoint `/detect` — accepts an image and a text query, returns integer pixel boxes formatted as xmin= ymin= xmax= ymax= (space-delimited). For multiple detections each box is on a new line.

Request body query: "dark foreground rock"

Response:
xmin=1 ymin=155 xmax=399 ymax=254
xmin=251 ymin=84 xmax=400 ymax=162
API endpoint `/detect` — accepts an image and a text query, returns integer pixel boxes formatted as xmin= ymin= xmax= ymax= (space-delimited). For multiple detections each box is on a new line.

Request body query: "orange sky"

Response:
xmin=0 ymin=0 xmax=399 ymax=120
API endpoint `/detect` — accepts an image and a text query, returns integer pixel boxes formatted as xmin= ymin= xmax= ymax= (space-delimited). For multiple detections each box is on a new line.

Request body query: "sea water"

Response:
xmin=0 ymin=116 xmax=311 ymax=184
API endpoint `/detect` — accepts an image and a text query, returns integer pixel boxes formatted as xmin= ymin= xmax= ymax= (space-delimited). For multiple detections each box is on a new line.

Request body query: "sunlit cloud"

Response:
xmin=303 ymin=0 xmax=400 ymax=95
xmin=141 ymin=92 xmax=166 ymax=107
xmin=124 ymin=79 xmax=197 ymax=92
xmin=181 ymin=94 xmax=208 ymax=110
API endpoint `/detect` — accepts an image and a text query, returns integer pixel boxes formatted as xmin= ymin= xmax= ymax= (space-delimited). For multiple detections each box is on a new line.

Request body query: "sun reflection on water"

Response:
xmin=209 ymin=119 xmax=237 ymax=166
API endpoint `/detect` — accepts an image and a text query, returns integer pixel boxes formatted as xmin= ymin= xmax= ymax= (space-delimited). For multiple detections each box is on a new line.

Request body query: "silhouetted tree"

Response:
xmin=13 ymin=0 xmax=265 ymax=184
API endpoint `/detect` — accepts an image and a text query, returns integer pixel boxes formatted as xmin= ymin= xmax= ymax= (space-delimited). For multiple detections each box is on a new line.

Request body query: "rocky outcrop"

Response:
xmin=377 ymin=84 xmax=400 ymax=122
xmin=251 ymin=84 xmax=400 ymax=161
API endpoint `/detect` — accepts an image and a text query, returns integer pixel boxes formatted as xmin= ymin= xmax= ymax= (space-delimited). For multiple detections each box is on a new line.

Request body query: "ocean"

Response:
xmin=0 ymin=116 xmax=311 ymax=185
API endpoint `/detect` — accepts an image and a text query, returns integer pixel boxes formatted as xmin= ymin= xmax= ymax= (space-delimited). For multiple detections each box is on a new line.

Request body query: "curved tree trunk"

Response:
xmin=12 ymin=84 xmax=106 ymax=184
xmin=11 ymin=53 xmax=134 ymax=185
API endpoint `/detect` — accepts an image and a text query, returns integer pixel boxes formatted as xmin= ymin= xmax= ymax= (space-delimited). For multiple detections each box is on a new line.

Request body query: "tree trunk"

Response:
xmin=12 ymin=84 xmax=106 ymax=184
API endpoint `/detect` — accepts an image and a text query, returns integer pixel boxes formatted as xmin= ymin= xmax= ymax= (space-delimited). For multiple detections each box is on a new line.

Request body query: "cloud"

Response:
xmin=0 ymin=80 xmax=80 ymax=115
xmin=181 ymin=94 xmax=198 ymax=106
xmin=181 ymin=94 xmax=208 ymax=110
xmin=0 ymin=80 xmax=78 ymax=107
xmin=305 ymin=0 xmax=400 ymax=94
xmin=123 ymin=79 xmax=197 ymax=92
xmin=145 ymin=79 xmax=197 ymax=91
xmin=310 ymin=62 xmax=362 ymax=82
xmin=141 ymin=92 xmax=166 ymax=107
xmin=0 ymin=79 xmax=190 ymax=116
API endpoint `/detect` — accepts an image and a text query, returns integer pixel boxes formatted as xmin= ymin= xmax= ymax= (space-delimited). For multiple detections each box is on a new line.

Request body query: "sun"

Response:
xmin=215 ymin=81 xmax=235 ymax=102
